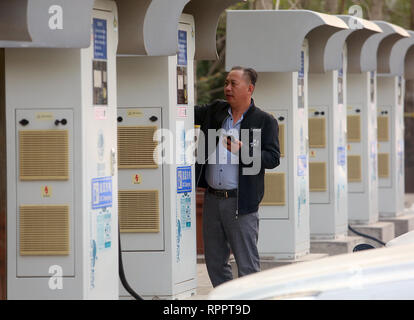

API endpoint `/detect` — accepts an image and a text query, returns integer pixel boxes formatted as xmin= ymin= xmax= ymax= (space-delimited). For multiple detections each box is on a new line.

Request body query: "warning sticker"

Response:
xmin=132 ymin=174 xmax=142 ymax=184
xmin=42 ymin=185 xmax=52 ymax=198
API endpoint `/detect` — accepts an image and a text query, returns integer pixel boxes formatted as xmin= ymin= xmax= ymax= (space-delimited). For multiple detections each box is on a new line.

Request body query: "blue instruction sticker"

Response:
xmin=91 ymin=176 xmax=112 ymax=209
xmin=177 ymin=30 xmax=187 ymax=66
xmin=93 ymin=18 xmax=107 ymax=60
xmin=297 ymin=155 xmax=307 ymax=177
xmin=180 ymin=194 xmax=191 ymax=229
xmin=337 ymin=146 xmax=346 ymax=166
xmin=177 ymin=166 xmax=192 ymax=193
xmin=97 ymin=210 xmax=112 ymax=251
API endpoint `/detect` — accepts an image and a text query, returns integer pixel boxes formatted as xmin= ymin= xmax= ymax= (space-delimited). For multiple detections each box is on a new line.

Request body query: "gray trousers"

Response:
xmin=202 ymin=191 xmax=260 ymax=288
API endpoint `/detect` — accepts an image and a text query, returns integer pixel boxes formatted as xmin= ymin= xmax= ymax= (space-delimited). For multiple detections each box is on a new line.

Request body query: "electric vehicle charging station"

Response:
xmin=341 ymin=18 xmax=408 ymax=226
xmin=307 ymin=17 xmax=382 ymax=241
xmin=117 ymin=14 xmax=197 ymax=300
xmin=5 ymin=0 xmax=120 ymax=299
xmin=376 ymin=29 xmax=414 ymax=235
xmin=376 ymin=27 xmax=413 ymax=217
xmin=403 ymin=36 xmax=414 ymax=212
xmin=116 ymin=0 xmax=241 ymax=299
xmin=226 ymin=10 xmax=347 ymax=261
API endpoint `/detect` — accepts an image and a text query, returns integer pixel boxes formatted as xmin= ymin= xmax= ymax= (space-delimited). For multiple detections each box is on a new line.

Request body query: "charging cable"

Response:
xmin=118 ymin=230 xmax=144 ymax=300
xmin=348 ymin=225 xmax=386 ymax=247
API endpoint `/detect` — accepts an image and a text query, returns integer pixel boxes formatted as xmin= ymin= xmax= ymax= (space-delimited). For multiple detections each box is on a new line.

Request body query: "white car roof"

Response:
xmin=386 ymin=230 xmax=414 ymax=248
xmin=208 ymin=243 xmax=414 ymax=300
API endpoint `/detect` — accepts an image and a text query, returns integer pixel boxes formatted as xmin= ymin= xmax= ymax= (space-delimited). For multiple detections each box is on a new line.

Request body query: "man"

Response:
xmin=194 ymin=66 xmax=280 ymax=287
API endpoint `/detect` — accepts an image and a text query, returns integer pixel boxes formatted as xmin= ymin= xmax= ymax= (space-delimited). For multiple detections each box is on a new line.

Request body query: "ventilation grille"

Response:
xmin=279 ymin=123 xmax=285 ymax=157
xmin=348 ymin=155 xmax=362 ymax=182
xmin=378 ymin=153 xmax=390 ymax=178
xmin=20 ymin=205 xmax=70 ymax=256
xmin=309 ymin=118 xmax=326 ymax=148
xmin=377 ymin=116 xmax=389 ymax=142
xmin=119 ymin=190 xmax=160 ymax=233
xmin=347 ymin=115 xmax=361 ymax=142
xmin=309 ymin=162 xmax=327 ymax=192
xmin=19 ymin=130 xmax=69 ymax=180
xmin=261 ymin=172 xmax=286 ymax=206
xmin=118 ymin=126 xmax=158 ymax=169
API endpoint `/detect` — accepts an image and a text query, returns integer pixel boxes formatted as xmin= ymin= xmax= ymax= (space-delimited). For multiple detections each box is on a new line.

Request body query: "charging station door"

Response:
xmin=260 ymin=110 xmax=289 ymax=220
xmin=117 ymin=107 xmax=163 ymax=251
xmin=15 ymin=109 xmax=74 ymax=277
xmin=309 ymin=106 xmax=329 ymax=204
xmin=347 ymin=106 xmax=364 ymax=193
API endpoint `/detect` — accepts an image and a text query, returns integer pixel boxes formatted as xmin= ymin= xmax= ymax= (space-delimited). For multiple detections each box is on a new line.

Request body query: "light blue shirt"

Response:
xmin=206 ymin=106 xmax=247 ymax=190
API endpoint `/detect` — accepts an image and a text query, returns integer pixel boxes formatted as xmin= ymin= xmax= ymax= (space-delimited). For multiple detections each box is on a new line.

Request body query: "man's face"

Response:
xmin=224 ymin=70 xmax=253 ymax=106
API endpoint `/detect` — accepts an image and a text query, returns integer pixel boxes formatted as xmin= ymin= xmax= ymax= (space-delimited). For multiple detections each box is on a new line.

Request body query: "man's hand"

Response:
xmin=222 ymin=135 xmax=243 ymax=154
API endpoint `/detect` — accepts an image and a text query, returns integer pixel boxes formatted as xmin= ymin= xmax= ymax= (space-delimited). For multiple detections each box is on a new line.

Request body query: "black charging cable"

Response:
xmin=348 ymin=225 xmax=386 ymax=247
xmin=118 ymin=230 xmax=144 ymax=300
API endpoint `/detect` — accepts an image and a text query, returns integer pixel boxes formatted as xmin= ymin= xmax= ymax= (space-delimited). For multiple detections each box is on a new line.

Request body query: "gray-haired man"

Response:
xmin=194 ymin=67 xmax=281 ymax=287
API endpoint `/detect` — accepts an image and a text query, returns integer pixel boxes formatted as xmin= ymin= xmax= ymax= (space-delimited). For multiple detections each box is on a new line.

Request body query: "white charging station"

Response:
xmin=6 ymin=0 xmax=119 ymax=299
xmin=116 ymin=0 xmax=240 ymax=299
xmin=308 ymin=17 xmax=382 ymax=240
xmin=226 ymin=10 xmax=347 ymax=260
xmin=376 ymin=26 xmax=414 ymax=218
xmin=117 ymin=14 xmax=197 ymax=300
xmin=342 ymin=19 xmax=408 ymax=225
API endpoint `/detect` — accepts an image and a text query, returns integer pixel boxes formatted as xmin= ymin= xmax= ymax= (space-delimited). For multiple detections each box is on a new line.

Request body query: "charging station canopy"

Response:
xmin=0 ymin=0 xmax=95 ymax=48
xmin=116 ymin=0 xmax=240 ymax=59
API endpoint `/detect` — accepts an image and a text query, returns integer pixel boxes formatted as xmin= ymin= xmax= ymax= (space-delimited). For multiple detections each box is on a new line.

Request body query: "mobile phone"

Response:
xmin=223 ymin=134 xmax=235 ymax=143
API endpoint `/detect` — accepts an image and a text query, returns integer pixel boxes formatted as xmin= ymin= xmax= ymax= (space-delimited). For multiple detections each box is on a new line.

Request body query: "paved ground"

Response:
xmin=405 ymin=193 xmax=414 ymax=208
xmin=190 ymin=263 xmax=213 ymax=300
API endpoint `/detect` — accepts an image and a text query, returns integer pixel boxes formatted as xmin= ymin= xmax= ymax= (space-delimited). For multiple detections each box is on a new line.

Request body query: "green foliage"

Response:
xmin=195 ymin=0 xmax=413 ymax=105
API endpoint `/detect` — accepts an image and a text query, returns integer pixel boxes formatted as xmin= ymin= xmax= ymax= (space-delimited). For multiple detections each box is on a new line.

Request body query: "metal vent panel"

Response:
xmin=309 ymin=162 xmax=327 ymax=192
xmin=377 ymin=116 xmax=389 ymax=142
xmin=118 ymin=126 xmax=158 ymax=169
xmin=378 ymin=153 xmax=390 ymax=178
xmin=261 ymin=172 xmax=286 ymax=206
xmin=20 ymin=205 xmax=70 ymax=256
xmin=347 ymin=115 xmax=361 ymax=142
xmin=309 ymin=118 xmax=326 ymax=148
xmin=119 ymin=190 xmax=160 ymax=233
xmin=348 ymin=155 xmax=362 ymax=182
xmin=19 ymin=130 xmax=69 ymax=180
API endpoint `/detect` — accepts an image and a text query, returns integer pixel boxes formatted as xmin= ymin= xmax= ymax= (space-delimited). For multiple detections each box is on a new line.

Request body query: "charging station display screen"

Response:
xmin=93 ymin=60 xmax=108 ymax=105
xmin=370 ymin=71 xmax=375 ymax=104
xmin=338 ymin=67 xmax=344 ymax=105
xmin=398 ymin=76 xmax=402 ymax=106
xmin=298 ymin=51 xmax=305 ymax=109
